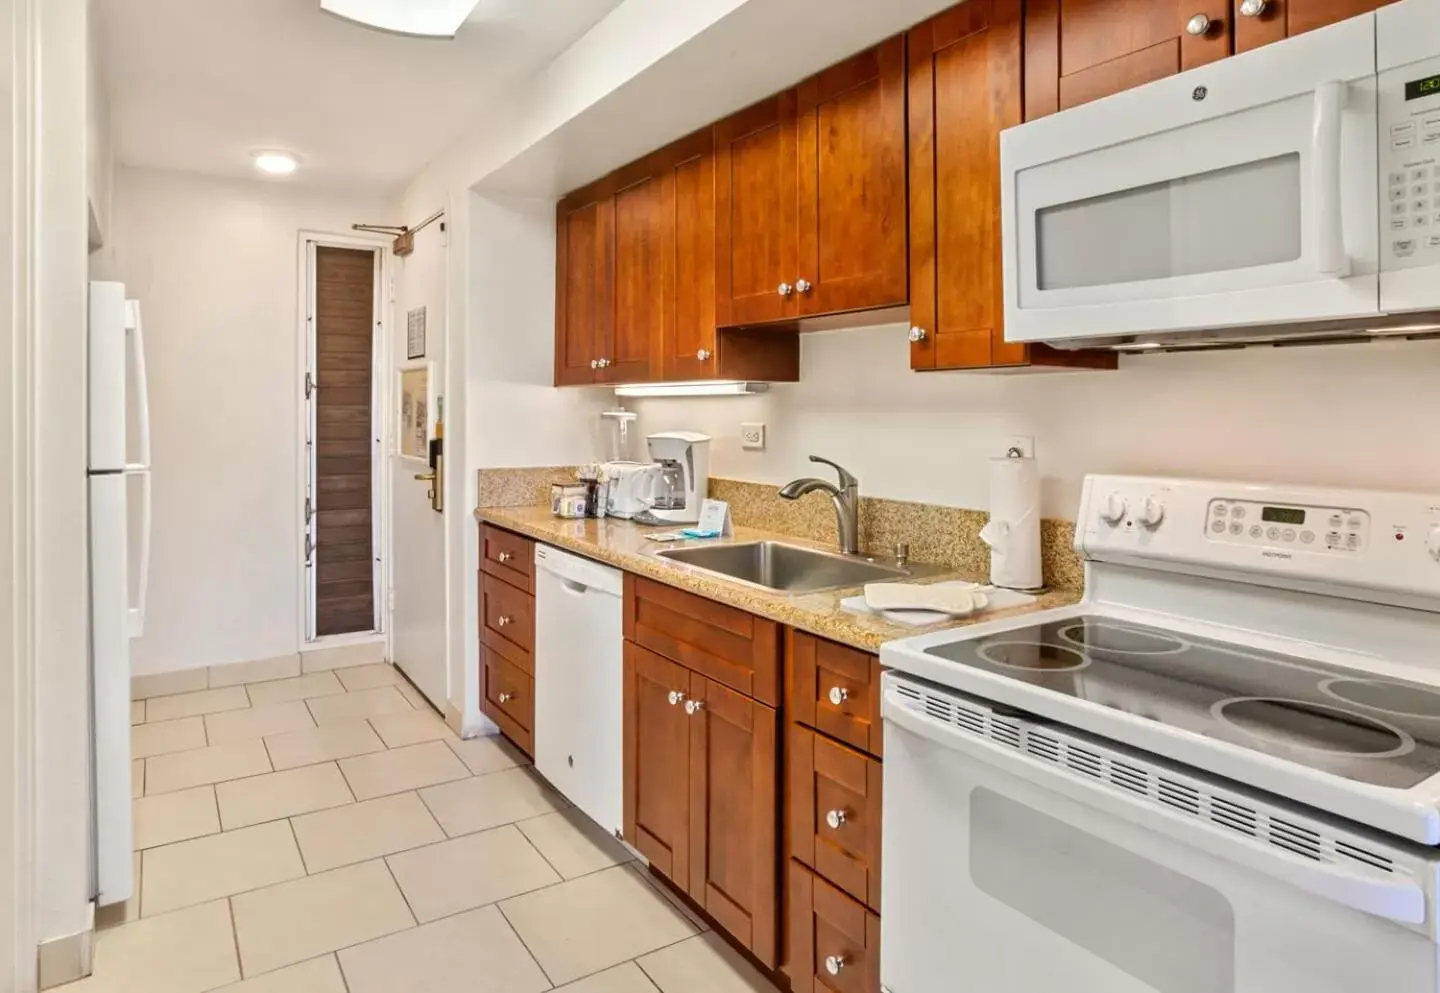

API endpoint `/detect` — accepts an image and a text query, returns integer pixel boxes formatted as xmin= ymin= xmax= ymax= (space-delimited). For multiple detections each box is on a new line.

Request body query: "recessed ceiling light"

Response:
xmin=320 ymin=0 xmax=481 ymax=38
xmin=252 ymin=151 xmax=299 ymax=176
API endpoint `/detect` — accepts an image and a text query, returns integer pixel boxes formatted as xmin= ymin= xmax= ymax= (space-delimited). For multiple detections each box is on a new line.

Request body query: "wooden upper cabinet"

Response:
xmin=1024 ymin=0 xmax=1232 ymax=119
xmin=661 ymin=133 xmax=720 ymax=381
xmin=715 ymin=92 xmax=801 ymax=327
xmin=605 ymin=173 xmax=663 ymax=384
xmin=795 ymin=37 xmax=909 ymax=318
xmin=554 ymin=195 xmax=610 ymax=386
xmin=1234 ymin=0 xmax=1398 ymax=53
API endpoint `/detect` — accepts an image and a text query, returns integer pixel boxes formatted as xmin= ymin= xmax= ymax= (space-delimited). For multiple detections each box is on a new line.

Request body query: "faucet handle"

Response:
xmin=808 ymin=455 xmax=858 ymax=490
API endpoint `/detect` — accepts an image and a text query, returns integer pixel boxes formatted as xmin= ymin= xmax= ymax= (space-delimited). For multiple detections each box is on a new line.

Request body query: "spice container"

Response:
xmin=551 ymin=483 xmax=589 ymax=519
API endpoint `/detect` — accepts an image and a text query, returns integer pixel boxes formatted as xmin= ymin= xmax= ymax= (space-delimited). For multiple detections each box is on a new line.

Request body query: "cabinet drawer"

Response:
xmin=789 ymin=725 xmax=881 ymax=912
xmin=787 ymin=631 xmax=882 ymax=757
xmin=624 ymin=575 xmax=781 ymax=707
xmin=481 ymin=524 xmax=534 ymax=593
xmin=786 ymin=860 xmax=880 ymax=993
xmin=483 ymin=647 xmax=533 ymax=757
xmin=482 ymin=572 xmax=534 ymax=673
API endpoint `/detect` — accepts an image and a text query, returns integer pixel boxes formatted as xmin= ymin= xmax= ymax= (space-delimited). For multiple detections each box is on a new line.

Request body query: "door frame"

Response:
xmin=294 ymin=230 xmax=394 ymax=650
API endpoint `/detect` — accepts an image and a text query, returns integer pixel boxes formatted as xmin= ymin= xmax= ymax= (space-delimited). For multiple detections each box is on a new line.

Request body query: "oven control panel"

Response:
xmin=1205 ymin=499 xmax=1370 ymax=554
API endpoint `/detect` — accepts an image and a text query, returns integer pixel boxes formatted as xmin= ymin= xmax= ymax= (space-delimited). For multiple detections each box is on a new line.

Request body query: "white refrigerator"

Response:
xmin=88 ymin=281 xmax=151 ymax=907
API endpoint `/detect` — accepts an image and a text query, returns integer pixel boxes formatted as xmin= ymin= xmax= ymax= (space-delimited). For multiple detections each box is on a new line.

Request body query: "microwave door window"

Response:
xmin=1035 ymin=154 xmax=1303 ymax=291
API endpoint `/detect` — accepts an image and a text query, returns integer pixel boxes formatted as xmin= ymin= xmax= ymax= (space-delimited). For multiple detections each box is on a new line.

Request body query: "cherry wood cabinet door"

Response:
xmin=602 ymin=173 xmax=663 ymax=383
xmin=688 ymin=676 xmax=779 ymax=967
xmin=1024 ymin=0 xmax=1232 ymax=119
xmin=623 ymin=642 xmax=692 ymax=886
xmin=554 ymin=195 xmax=610 ymax=385
xmin=715 ymin=92 xmax=800 ymax=328
xmin=1234 ymin=0 xmax=1397 ymax=52
xmin=660 ymin=132 xmax=721 ymax=381
xmin=795 ymin=37 xmax=909 ymax=318
xmin=785 ymin=861 xmax=881 ymax=993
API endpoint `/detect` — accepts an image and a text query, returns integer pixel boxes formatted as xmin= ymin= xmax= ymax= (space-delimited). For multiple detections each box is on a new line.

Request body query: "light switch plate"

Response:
xmin=741 ymin=423 xmax=766 ymax=451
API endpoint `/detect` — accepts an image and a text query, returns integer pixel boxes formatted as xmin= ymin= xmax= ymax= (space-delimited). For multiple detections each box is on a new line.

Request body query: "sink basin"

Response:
xmin=653 ymin=541 xmax=913 ymax=594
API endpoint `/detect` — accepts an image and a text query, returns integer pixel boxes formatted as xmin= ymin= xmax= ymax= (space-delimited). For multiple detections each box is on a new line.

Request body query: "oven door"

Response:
xmin=1000 ymin=15 xmax=1379 ymax=345
xmin=880 ymin=677 xmax=1439 ymax=993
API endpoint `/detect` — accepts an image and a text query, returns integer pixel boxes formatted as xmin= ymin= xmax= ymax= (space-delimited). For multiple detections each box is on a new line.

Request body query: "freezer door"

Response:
xmin=90 ymin=474 xmax=133 ymax=906
xmin=88 ymin=282 xmax=128 ymax=471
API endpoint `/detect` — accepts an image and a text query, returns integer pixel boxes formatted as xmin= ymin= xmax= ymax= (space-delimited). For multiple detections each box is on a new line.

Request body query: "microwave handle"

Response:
xmin=1311 ymin=80 xmax=1350 ymax=279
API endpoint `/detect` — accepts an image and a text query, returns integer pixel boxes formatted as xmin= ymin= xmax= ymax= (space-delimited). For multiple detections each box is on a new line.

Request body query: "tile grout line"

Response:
xmin=379 ymin=855 xmax=421 ymax=929
xmin=494 ymin=900 xmax=557 ymax=989
xmin=286 ymin=815 xmax=312 ymax=876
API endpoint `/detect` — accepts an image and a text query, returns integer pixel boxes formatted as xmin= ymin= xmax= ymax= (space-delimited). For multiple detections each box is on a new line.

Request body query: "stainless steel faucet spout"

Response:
xmin=778 ymin=457 xmax=860 ymax=555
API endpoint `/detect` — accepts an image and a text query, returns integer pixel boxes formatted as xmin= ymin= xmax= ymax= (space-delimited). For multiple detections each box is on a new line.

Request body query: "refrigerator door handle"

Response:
xmin=126 ymin=468 xmax=151 ymax=638
xmin=124 ymin=299 xmax=152 ymax=471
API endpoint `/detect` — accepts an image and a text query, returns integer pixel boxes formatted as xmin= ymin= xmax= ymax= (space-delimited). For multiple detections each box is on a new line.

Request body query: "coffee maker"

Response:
xmin=645 ymin=432 xmax=711 ymax=524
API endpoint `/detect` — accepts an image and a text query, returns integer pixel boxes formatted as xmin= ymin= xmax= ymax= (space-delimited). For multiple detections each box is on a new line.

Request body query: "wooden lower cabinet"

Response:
xmin=482 ymin=647 xmax=534 ymax=757
xmin=477 ymin=525 xmax=537 ymax=758
xmin=789 ymin=725 xmax=882 ymax=913
xmin=786 ymin=861 xmax=881 ymax=993
xmin=623 ymin=641 xmax=693 ymax=883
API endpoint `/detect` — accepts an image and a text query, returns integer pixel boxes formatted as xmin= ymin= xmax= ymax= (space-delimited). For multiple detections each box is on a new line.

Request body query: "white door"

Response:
xmin=389 ymin=219 xmax=448 ymax=711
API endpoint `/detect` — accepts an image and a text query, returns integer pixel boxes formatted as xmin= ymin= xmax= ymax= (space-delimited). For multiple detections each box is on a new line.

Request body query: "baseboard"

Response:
xmin=36 ymin=916 xmax=93 ymax=989
xmin=130 ymin=640 xmax=392 ymax=699
xmin=206 ymin=652 xmax=301 ymax=688
xmin=301 ymin=639 xmax=386 ymax=673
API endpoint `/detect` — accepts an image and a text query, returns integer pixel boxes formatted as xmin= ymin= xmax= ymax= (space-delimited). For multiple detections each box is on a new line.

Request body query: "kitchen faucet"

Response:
xmin=779 ymin=456 xmax=861 ymax=555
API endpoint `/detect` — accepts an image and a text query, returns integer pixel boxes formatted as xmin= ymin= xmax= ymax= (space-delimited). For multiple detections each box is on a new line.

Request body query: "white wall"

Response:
xmin=629 ymin=324 xmax=1440 ymax=518
xmin=86 ymin=0 xmax=112 ymax=248
xmin=103 ymin=167 xmax=396 ymax=675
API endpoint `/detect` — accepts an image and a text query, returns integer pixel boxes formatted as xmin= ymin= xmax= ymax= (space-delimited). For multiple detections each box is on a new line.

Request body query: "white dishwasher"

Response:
xmin=533 ymin=543 xmax=624 ymax=836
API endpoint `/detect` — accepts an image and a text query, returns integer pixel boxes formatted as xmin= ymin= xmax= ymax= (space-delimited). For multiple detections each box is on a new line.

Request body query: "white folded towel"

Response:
xmin=863 ymin=582 xmax=989 ymax=617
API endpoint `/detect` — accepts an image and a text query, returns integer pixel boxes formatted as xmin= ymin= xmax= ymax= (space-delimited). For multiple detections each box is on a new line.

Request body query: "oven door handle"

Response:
xmin=883 ymin=692 xmax=1426 ymax=925
xmin=1311 ymin=79 xmax=1350 ymax=279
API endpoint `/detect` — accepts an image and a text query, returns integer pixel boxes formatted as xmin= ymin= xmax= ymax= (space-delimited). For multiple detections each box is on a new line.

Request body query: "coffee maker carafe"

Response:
xmin=645 ymin=432 xmax=711 ymax=524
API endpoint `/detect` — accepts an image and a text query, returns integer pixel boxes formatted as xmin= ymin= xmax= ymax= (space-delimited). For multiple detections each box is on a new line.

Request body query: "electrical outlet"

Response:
xmin=1004 ymin=435 xmax=1035 ymax=459
xmin=741 ymin=423 xmax=766 ymax=451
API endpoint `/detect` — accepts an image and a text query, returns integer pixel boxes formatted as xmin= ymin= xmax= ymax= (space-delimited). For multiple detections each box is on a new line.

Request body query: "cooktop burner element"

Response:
xmin=923 ymin=615 xmax=1440 ymax=789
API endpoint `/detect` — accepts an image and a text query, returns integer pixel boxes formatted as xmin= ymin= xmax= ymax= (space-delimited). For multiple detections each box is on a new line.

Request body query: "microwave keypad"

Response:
xmin=1388 ymin=166 xmax=1440 ymax=256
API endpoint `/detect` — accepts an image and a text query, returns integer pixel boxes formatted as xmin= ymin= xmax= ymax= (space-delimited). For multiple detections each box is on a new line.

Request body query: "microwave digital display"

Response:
xmin=1261 ymin=506 xmax=1306 ymax=525
xmin=1406 ymin=73 xmax=1440 ymax=101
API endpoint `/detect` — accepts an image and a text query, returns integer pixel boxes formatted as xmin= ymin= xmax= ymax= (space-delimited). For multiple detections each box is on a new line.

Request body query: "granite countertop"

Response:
xmin=475 ymin=505 xmax=1082 ymax=654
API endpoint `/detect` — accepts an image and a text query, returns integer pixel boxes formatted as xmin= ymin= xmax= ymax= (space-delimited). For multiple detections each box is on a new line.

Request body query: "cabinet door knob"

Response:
xmin=1185 ymin=12 xmax=1212 ymax=34
xmin=598 ymin=357 xmax=611 ymax=369
xmin=824 ymin=955 xmax=849 ymax=976
xmin=498 ymin=692 xmax=515 ymax=704
xmin=696 ymin=348 xmax=712 ymax=362
xmin=825 ymin=808 xmax=849 ymax=830
xmin=777 ymin=282 xmax=794 ymax=298
xmin=828 ymin=686 xmax=850 ymax=706
xmin=497 ymin=551 xmax=512 ymax=563
xmin=667 ymin=690 xmax=686 ymax=706
xmin=908 ymin=326 xmax=927 ymax=343
xmin=590 ymin=359 xmax=600 ymax=370
xmin=497 ymin=616 xmax=511 ymax=627
xmin=1239 ymin=0 xmax=1266 ymax=15
xmin=795 ymin=279 xmax=812 ymax=294
xmin=684 ymin=699 xmax=705 ymax=716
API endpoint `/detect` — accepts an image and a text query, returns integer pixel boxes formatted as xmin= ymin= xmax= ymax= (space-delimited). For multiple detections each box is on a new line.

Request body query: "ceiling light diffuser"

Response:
xmin=252 ymin=151 xmax=299 ymax=175
xmin=320 ymin=0 xmax=481 ymax=38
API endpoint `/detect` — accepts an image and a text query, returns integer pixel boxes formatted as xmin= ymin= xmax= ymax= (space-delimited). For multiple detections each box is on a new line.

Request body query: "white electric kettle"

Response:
xmin=602 ymin=462 xmax=659 ymax=520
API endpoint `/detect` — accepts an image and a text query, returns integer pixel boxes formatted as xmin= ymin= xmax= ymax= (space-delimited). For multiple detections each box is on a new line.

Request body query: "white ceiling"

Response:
xmin=95 ymin=0 xmax=625 ymax=197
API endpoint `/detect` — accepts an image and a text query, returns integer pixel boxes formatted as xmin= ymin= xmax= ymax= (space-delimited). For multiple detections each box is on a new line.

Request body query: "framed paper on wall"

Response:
xmin=398 ymin=364 xmax=432 ymax=460
xmin=407 ymin=306 xmax=426 ymax=360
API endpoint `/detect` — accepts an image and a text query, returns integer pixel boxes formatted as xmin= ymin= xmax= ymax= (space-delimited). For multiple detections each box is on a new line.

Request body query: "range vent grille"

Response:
xmin=892 ymin=681 xmax=1400 ymax=876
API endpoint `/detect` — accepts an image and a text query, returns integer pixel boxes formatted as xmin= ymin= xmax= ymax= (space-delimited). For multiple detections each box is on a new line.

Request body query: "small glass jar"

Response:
xmin=550 ymin=483 xmax=589 ymax=519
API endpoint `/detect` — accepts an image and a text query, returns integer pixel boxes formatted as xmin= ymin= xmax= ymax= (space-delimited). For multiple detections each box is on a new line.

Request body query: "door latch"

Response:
xmin=305 ymin=372 xmax=319 ymax=399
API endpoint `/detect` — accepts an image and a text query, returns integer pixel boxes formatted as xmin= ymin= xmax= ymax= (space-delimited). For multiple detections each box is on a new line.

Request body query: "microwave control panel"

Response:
xmin=1380 ymin=53 xmax=1440 ymax=267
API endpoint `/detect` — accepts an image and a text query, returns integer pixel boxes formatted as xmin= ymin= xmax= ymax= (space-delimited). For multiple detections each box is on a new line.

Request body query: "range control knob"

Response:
xmin=1138 ymin=497 xmax=1167 ymax=530
xmin=1100 ymin=492 xmax=1128 ymax=526
xmin=1428 ymin=524 xmax=1440 ymax=563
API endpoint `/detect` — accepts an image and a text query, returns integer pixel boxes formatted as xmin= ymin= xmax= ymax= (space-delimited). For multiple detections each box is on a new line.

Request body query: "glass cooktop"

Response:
xmin=925 ymin=615 xmax=1440 ymax=790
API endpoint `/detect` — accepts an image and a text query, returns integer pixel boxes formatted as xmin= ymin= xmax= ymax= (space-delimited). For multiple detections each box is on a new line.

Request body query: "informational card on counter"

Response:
xmin=696 ymin=499 xmax=733 ymax=537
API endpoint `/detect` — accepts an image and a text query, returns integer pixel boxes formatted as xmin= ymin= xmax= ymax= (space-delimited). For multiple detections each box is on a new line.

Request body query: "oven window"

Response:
xmin=1035 ymin=153 xmax=1302 ymax=290
xmin=970 ymin=787 xmax=1235 ymax=993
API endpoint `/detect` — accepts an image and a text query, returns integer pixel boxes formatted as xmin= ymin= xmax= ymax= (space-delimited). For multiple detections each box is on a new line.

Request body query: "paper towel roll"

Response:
xmin=979 ymin=455 xmax=1042 ymax=590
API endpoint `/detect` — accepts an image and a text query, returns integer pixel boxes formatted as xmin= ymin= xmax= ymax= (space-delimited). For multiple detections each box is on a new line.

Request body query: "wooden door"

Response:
xmin=715 ymin=92 xmax=800 ymax=327
xmin=312 ymin=246 xmax=376 ymax=636
xmin=1024 ymin=0 xmax=1232 ymax=119
xmin=688 ymin=675 xmax=779 ymax=967
xmin=660 ymin=131 xmax=721 ymax=381
xmin=554 ymin=195 xmax=610 ymax=386
xmin=623 ymin=642 xmax=692 ymax=885
xmin=795 ymin=37 xmax=909 ymax=318
xmin=602 ymin=173 xmax=661 ymax=383
xmin=1234 ymin=0 xmax=1396 ymax=52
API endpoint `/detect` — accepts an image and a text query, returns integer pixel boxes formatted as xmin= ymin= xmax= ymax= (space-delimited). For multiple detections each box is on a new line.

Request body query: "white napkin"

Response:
xmin=863 ymin=582 xmax=990 ymax=617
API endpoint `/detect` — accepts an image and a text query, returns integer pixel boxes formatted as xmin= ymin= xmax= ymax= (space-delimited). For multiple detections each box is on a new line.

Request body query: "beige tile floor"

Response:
xmin=68 ymin=663 xmax=777 ymax=993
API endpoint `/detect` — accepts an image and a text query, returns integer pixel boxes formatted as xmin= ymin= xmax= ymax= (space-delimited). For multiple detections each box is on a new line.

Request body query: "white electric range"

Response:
xmin=878 ymin=475 xmax=1440 ymax=993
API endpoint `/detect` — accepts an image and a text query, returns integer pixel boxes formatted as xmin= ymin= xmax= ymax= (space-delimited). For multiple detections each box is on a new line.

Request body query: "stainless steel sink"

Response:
xmin=653 ymin=540 xmax=922 ymax=594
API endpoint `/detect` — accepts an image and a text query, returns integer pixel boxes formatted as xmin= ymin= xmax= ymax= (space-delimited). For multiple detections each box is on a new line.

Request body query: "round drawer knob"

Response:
xmin=907 ymin=326 xmax=927 ymax=343
xmin=696 ymin=348 xmax=712 ymax=361
xmin=685 ymin=699 xmax=705 ymax=716
xmin=777 ymin=282 xmax=794 ymax=298
xmin=667 ymin=690 xmax=686 ymax=707
xmin=824 ymin=955 xmax=849 ymax=976
xmin=497 ymin=552 xmax=513 ymax=563
xmin=825 ymin=808 xmax=849 ymax=830
xmin=1185 ymin=12 xmax=1212 ymax=35
xmin=589 ymin=359 xmax=600 ymax=370
xmin=498 ymin=692 xmax=515 ymax=704
xmin=796 ymin=279 xmax=812 ymax=294
xmin=1239 ymin=0 xmax=1266 ymax=15
xmin=497 ymin=616 xmax=512 ymax=627
xmin=828 ymin=686 xmax=850 ymax=706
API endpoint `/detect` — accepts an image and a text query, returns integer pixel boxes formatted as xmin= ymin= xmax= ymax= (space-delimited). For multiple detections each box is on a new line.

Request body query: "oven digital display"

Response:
xmin=1406 ymin=73 xmax=1440 ymax=101
xmin=1261 ymin=506 xmax=1306 ymax=525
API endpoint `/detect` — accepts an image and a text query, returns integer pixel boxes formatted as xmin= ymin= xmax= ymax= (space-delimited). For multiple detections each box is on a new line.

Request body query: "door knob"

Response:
xmin=795 ymin=279 xmax=812 ymax=294
xmin=1185 ymin=12 xmax=1212 ymax=35
xmin=824 ymin=955 xmax=849 ymax=976
xmin=828 ymin=686 xmax=850 ymax=706
xmin=685 ymin=699 xmax=705 ymax=716
xmin=908 ymin=326 xmax=927 ymax=343
xmin=667 ymin=690 xmax=686 ymax=706
xmin=825 ymin=808 xmax=849 ymax=830
xmin=777 ymin=282 xmax=794 ymax=298
xmin=1239 ymin=0 xmax=1266 ymax=15
xmin=696 ymin=348 xmax=712 ymax=361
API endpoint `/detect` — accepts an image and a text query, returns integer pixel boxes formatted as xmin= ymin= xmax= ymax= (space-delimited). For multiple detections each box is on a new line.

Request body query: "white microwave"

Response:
xmin=1000 ymin=0 xmax=1440 ymax=350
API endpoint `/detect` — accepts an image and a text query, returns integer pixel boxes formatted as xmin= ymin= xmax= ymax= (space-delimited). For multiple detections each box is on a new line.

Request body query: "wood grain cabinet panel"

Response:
xmin=789 ymin=725 xmax=882 ymax=913
xmin=795 ymin=37 xmax=909 ymax=318
xmin=688 ymin=676 xmax=779 ymax=967
xmin=605 ymin=174 xmax=663 ymax=383
xmin=482 ymin=647 xmax=534 ymax=758
xmin=1234 ymin=0 xmax=1398 ymax=52
xmin=787 ymin=631 xmax=883 ymax=757
xmin=481 ymin=573 xmax=533 ymax=674
xmin=623 ymin=642 xmax=693 ymax=884
xmin=786 ymin=861 xmax=881 ymax=993
xmin=480 ymin=524 xmax=534 ymax=594
xmin=554 ymin=196 xmax=610 ymax=385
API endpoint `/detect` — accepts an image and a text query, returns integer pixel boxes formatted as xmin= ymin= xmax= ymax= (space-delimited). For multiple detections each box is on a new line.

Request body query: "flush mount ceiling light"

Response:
xmin=252 ymin=151 xmax=299 ymax=175
xmin=320 ymin=0 xmax=481 ymax=38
